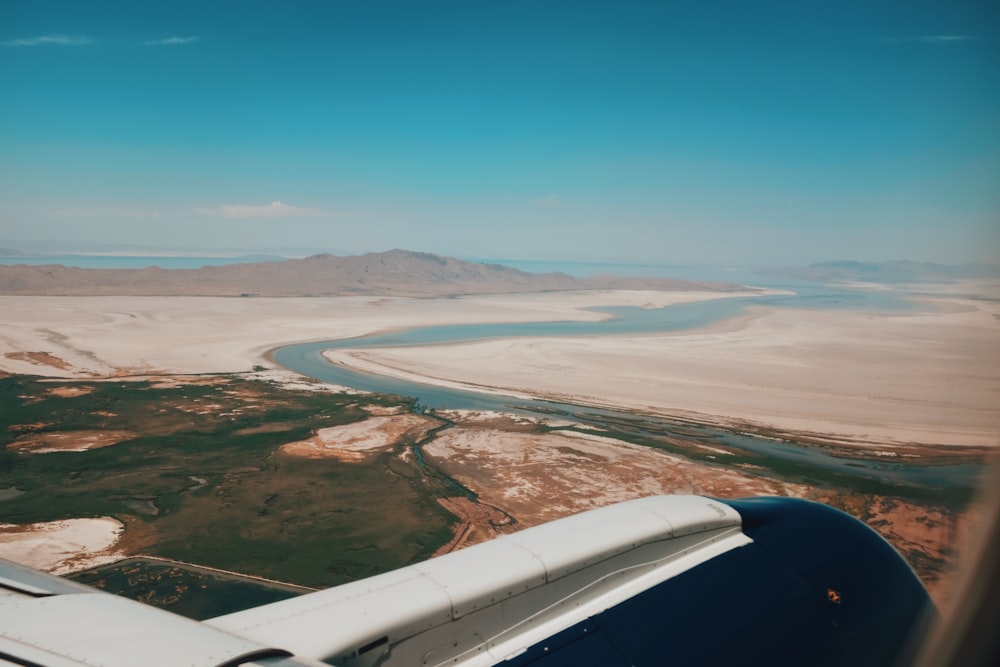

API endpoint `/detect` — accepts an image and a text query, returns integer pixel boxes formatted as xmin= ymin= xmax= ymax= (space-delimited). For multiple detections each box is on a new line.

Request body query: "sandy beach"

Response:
xmin=2 ymin=287 xmax=997 ymax=448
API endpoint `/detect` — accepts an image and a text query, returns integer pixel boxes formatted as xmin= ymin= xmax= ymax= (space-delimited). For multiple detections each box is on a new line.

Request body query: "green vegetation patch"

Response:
xmin=0 ymin=374 xmax=454 ymax=588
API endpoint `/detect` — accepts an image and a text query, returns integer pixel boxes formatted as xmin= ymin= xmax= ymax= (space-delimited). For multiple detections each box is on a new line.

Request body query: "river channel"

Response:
xmin=271 ymin=284 xmax=981 ymax=491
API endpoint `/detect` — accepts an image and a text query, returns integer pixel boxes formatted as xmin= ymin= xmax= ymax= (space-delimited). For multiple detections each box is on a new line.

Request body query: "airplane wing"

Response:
xmin=0 ymin=495 xmax=933 ymax=667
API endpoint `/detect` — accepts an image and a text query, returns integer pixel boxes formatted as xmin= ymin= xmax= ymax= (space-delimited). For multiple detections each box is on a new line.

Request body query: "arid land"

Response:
xmin=1 ymin=257 xmax=998 ymax=611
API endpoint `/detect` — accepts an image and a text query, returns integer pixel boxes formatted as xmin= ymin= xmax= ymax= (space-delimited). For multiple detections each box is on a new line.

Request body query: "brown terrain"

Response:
xmin=7 ymin=429 xmax=135 ymax=453
xmin=4 ymin=351 xmax=74 ymax=371
xmin=0 ymin=249 xmax=738 ymax=297
xmin=271 ymin=408 xmax=975 ymax=607
xmin=0 ymin=365 xmax=980 ymax=608
xmin=279 ymin=411 xmax=438 ymax=462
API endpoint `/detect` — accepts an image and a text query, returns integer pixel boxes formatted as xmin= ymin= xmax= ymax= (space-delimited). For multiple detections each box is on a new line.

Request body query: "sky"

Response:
xmin=1 ymin=0 xmax=997 ymax=265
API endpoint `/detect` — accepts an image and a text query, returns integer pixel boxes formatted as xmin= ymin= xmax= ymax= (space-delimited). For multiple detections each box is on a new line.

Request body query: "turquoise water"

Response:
xmin=0 ymin=255 xmax=283 ymax=269
xmin=475 ymin=258 xmax=766 ymax=282
xmin=297 ymin=285 xmax=919 ymax=357
xmin=273 ymin=287 xmax=920 ymax=408
xmin=2 ymin=254 xmax=739 ymax=276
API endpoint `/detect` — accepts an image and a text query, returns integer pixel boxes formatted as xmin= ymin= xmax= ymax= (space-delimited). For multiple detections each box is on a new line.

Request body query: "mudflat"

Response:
xmin=329 ymin=296 xmax=1000 ymax=447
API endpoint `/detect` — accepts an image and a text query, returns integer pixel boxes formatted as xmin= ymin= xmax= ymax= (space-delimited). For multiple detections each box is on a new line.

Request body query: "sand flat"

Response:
xmin=422 ymin=427 xmax=809 ymax=526
xmin=0 ymin=517 xmax=125 ymax=574
xmin=0 ymin=291 xmax=742 ymax=378
xmin=9 ymin=429 xmax=135 ymax=453
xmin=1 ymin=288 xmax=996 ymax=447
xmin=279 ymin=414 xmax=438 ymax=461
xmin=326 ymin=297 xmax=1000 ymax=447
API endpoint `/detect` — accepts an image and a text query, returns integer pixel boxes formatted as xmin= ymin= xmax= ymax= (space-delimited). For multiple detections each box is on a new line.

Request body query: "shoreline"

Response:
xmin=1 ymin=288 xmax=996 ymax=449
xmin=0 ymin=290 xmax=747 ymax=378
xmin=316 ymin=300 xmax=1000 ymax=448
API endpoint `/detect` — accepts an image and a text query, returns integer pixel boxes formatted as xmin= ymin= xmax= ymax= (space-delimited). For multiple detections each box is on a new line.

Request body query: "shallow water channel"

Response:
xmin=272 ymin=287 xmax=980 ymax=491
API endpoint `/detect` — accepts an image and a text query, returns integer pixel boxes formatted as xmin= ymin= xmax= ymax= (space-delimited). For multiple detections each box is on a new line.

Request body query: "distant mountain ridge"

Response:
xmin=0 ymin=249 xmax=740 ymax=297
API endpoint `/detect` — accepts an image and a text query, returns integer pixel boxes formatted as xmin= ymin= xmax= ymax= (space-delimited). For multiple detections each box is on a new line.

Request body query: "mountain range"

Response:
xmin=0 ymin=249 xmax=738 ymax=297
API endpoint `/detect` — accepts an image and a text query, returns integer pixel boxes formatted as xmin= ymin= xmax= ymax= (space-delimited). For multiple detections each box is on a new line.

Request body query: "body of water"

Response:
xmin=2 ymin=254 xmax=735 ymax=275
xmin=69 ymin=557 xmax=308 ymax=620
xmin=476 ymin=258 xmax=771 ymax=282
xmin=0 ymin=255 xmax=284 ymax=269
xmin=274 ymin=288 xmax=900 ymax=410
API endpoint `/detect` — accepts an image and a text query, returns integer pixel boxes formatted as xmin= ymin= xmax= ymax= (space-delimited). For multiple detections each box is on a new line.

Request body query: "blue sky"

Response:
xmin=1 ymin=0 xmax=997 ymax=264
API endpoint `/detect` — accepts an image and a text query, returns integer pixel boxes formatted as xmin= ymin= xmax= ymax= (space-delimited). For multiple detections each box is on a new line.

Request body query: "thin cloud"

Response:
xmin=202 ymin=201 xmax=323 ymax=219
xmin=145 ymin=36 xmax=199 ymax=46
xmin=1 ymin=34 xmax=94 ymax=47
xmin=882 ymin=35 xmax=979 ymax=44
xmin=917 ymin=35 xmax=978 ymax=43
